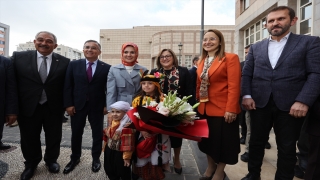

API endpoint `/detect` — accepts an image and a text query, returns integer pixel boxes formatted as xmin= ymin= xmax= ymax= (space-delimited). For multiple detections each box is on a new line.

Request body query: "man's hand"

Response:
xmin=66 ymin=106 xmax=76 ymax=116
xmin=103 ymin=107 xmax=108 ymax=115
xmin=242 ymin=98 xmax=256 ymax=110
xmin=5 ymin=115 xmax=17 ymax=126
xmin=289 ymin=102 xmax=309 ymax=118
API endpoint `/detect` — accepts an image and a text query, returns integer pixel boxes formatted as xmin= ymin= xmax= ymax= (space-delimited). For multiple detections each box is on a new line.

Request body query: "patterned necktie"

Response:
xmin=39 ymin=56 xmax=47 ymax=104
xmin=87 ymin=62 xmax=93 ymax=82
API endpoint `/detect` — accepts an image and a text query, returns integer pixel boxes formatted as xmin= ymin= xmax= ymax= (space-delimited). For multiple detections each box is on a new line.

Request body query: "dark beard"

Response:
xmin=267 ymin=24 xmax=291 ymax=37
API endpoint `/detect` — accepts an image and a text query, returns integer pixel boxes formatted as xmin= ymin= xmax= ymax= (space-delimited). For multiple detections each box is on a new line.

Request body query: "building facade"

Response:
xmin=0 ymin=22 xmax=10 ymax=57
xmin=100 ymin=25 xmax=235 ymax=69
xmin=16 ymin=42 xmax=83 ymax=60
xmin=235 ymin=0 xmax=320 ymax=61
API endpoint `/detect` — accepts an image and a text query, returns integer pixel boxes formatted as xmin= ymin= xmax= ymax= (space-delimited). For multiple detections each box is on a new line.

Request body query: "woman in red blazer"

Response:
xmin=196 ymin=29 xmax=241 ymax=180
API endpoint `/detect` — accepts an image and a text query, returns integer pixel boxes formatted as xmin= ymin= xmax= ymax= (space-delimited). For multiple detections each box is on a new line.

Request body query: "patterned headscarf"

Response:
xmin=121 ymin=42 xmax=139 ymax=66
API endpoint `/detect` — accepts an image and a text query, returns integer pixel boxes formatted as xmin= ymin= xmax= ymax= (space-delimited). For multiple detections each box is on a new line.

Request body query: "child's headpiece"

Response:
xmin=140 ymin=70 xmax=163 ymax=94
xmin=110 ymin=101 xmax=131 ymax=112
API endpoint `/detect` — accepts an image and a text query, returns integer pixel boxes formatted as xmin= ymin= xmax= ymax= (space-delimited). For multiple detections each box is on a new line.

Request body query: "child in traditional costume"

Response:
xmin=132 ymin=73 xmax=171 ymax=180
xmin=103 ymin=101 xmax=135 ymax=180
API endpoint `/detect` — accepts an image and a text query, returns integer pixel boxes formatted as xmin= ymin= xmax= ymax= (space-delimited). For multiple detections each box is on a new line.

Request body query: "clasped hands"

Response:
xmin=242 ymin=98 xmax=308 ymax=118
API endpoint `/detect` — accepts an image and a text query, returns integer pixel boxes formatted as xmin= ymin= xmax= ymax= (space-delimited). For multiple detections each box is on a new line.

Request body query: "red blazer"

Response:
xmin=196 ymin=53 xmax=241 ymax=117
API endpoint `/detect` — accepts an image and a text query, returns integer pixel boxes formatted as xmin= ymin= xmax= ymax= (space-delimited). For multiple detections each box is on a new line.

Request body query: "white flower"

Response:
xmin=157 ymin=106 xmax=170 ymax=116
xmin=149 ymin=101 xmax=158 ymax=107
xmin=134 ymin=112 xmax=140 ymax=119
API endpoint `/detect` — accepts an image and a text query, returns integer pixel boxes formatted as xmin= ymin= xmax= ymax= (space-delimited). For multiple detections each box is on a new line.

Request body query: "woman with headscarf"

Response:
xmin=107 ymin=42 xmax=147 ymax=110
xmin=107 ymin=42 xmax=147 ymax=180
xmin=150 ymin=49 xmax=192 ymax=175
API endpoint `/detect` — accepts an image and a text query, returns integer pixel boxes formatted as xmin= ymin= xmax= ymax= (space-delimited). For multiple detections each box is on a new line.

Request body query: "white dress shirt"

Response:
xmin=268 ymin=32 xmax=290 ymax=69
xmin=37 ymin=51 xmax=52 ymax=74
xmin=86 ymin=59 xmax=98 ymax=76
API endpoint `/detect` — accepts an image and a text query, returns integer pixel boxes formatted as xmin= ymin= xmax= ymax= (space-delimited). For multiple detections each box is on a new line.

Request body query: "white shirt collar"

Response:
xmin=269 ymin=32 xmax=291 ymax=42
xmin=86 ymin=59 xmax=98 ymax=64
xmin=37 ymin=51 xmax=53 ymax=59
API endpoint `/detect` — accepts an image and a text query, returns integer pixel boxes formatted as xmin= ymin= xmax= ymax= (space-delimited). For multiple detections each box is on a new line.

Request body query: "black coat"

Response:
xmin=0 ymin=56 xmax=18 ymax=120
xmin=11 ymin=51 xmax=70 ymax=117
xmin=150 ymin=66 xmax=192 ymax=99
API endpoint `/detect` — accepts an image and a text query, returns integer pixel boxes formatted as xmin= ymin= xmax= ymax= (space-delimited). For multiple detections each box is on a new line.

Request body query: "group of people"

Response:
xmin=0 ymin=5 xmax=320 ymax=180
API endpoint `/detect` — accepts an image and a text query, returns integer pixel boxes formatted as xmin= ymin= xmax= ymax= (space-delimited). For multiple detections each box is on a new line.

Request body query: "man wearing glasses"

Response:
xmin=63 ymin=40 xmax=111 ymax=174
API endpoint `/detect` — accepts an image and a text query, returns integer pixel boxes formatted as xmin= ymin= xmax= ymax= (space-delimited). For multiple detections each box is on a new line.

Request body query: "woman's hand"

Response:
xmin=224 ymin=112 xmax=237 ymax=123
xmin=141 ymin=131 xmax=152 ymax=139
xmin=124 ymin=159 xmax=131 ymax=167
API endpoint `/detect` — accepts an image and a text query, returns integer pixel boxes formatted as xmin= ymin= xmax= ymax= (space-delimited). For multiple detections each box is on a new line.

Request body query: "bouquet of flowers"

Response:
xmin=157 ymin=91 xmax=199 ymax=125
xmin=129 ymin=91 xmax=208 ymax=141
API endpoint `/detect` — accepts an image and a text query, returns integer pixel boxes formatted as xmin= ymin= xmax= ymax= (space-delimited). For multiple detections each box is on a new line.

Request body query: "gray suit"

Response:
xmin=241 ymin=33 xmax=320 ymax=179
xmin=106 ymin=64 xmax=147 ymax=110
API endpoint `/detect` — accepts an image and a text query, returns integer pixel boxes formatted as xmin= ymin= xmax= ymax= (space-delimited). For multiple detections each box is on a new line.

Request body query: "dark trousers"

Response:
xmin=104 ymin=146 xmax=131 ymax=180
xmin=240 ymin=109 xmax=247 ymax=138
xmin=18 ymin=103 xmax=63 ymax=168
xmin=248 ymin=98 xmax=304 ymax=180
xmin=297 ymin=115 xmax=309 ymax=170
xmin=0 ymin=115 xmax=4 ymax=142
xmin=70 ymin=102 xmax=104 ymax=161
xmin=304 ymin=135 xmax=320 ymax=180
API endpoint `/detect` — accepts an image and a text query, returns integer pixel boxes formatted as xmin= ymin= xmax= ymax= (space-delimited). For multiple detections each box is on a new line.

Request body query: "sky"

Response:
xmin=0 ymin=0 xmax=235 ymax=56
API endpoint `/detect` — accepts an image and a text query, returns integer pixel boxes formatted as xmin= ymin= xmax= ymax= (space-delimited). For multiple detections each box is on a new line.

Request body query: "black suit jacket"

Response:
xmin=11 ymin=51 xmax=70 ymax=117
xmin=0 ymin=56 xmax=18 ymax=120
xmin=189 ymin=66 xmax=197 ymax=105
xmin=150 ymin=66 xmax=192 ymax=99
xmin=64 ymin=59 xmax=111 ymax=111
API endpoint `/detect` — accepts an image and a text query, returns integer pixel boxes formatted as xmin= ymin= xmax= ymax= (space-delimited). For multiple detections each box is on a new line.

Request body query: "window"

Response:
xmin=299 ymin=0 xmax=312 ymax=35
xmin=0 ymin=41 xmax=5 ymax=44
xmin=184 ymin=55 xmax=192 ymax=68
xmin=0 ymin=27 xmax=4 ymax=33
xmin=244 ymin=18 xmax=269 ymax=47
xmin=0 ymin=34 xmax=4 ymax=38
xmin=242 ymin=0 xmax=249 ymax=11
xmin=57 ymin=48 xmax=61 ymax=51
xmin=0 ymin=47 xmax=4 ymax=51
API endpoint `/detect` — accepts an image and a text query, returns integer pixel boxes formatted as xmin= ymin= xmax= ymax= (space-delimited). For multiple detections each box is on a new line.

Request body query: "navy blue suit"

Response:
xmin=241 ymin=33 xmax=320 ymax=179
xmin=0 ymin=56 xmax=18 ymax=142
xmin=64 ymin=59 xmax=111 ymax=161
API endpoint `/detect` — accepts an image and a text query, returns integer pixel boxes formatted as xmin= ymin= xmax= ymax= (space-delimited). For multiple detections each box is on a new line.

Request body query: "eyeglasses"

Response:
xmin=160 ymin=55 xmax=172 ymax=59
xmin=203 ymin=37 xmax=217 ymax=42
xmin=84 ymin=46 xmax=100 ymax=50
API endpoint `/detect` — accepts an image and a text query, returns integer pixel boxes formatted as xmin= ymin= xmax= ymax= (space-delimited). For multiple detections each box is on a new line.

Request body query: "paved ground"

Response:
xmin=1 ymin=117 xmax=303 ymax=180
xmin=1 ymin=117 xmax=210 ymax=180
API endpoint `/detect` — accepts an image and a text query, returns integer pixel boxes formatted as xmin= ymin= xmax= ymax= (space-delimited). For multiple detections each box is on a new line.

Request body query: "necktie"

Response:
xmin=87 ymin=62 xmax=93 ymax=82
xmin=39 ymin=56 xmax=47 ymax=104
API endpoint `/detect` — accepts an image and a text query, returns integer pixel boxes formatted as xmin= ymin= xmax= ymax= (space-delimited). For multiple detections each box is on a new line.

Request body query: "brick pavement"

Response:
xmin=2 ymin=117 xmax=206 ymax=179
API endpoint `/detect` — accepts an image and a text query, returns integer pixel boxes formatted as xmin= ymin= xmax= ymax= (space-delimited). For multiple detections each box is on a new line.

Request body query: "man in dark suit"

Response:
xmin=63 ymin=40 xmax=111 ymax=174
xmin=305 ymin=96 xmax=320 ymax=179
xmin=241 ymin=6 xmax=320 ymax=180
xmin=11 ymin=31 xmax=70 ymax=180
xmin=188 ymin=56 xmax=199 ymax=106
xmin=0 ymin=55 xmax=18 ymax=150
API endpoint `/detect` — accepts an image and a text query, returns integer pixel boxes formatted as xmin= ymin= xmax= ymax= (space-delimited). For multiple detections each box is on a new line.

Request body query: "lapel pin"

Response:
xmin=56 ymin=59 xmax=59 ymax=61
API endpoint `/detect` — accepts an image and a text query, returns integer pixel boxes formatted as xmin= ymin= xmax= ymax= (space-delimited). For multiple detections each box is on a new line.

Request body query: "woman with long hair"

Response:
xmin=197 ymin=29 xmax=241 ymax=180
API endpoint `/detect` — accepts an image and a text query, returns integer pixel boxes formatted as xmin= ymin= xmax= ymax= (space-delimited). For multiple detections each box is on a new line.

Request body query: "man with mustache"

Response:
xmin=11 ymin=31 xmax=70 ymax=180
xmin=241 ymin=6 xmax=320 ymax=180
